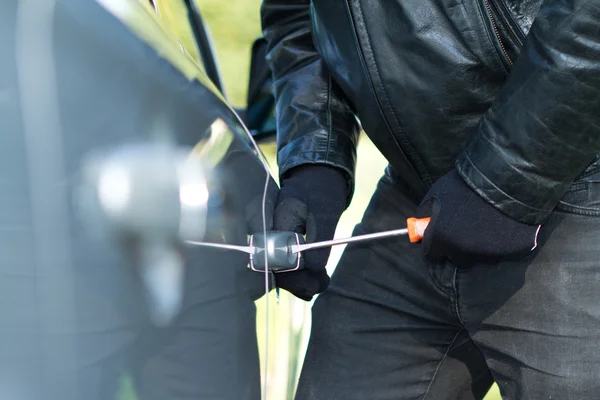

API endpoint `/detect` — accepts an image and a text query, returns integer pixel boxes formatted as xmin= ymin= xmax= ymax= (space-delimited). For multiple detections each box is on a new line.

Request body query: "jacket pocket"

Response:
xmin=556 ymin=171 xmax=600 ymax=216
xmin=479 ymin=0 xmax=525 ymax=69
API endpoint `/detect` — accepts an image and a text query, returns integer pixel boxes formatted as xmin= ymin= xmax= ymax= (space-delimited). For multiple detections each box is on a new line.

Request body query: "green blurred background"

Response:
xmin=119 ymin=0 xmax=502 ymax=398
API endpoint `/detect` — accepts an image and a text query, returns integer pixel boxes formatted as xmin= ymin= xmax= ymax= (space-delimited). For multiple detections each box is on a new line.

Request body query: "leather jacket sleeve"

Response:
xmin=457 ymin=0 xmax=600 ymax=225
xmin=261 ymin=0 xmax=360 ymax=201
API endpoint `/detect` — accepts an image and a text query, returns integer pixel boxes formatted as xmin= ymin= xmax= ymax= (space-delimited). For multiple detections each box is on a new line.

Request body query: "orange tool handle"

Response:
xmin=406 ymin=217 xmax=431 ymax=243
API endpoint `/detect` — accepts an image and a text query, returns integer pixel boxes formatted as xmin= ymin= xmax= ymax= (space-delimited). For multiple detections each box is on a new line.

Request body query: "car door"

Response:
xmin=1 ymin=0 xmax=282 ymax=398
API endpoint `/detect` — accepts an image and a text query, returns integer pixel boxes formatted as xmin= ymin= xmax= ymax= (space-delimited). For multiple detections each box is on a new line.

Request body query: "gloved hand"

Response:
xmin=273 ymin=164 xmax=348 ymax=301
xmin=418 ymin=169 xmax=541 ymax=266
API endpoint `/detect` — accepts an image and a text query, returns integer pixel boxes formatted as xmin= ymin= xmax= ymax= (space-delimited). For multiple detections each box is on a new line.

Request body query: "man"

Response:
xmin=261 ymin=0 xmax=600 ymax=399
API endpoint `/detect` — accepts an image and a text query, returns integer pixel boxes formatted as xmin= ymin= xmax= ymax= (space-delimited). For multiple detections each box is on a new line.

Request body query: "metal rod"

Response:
xmin=184 ymin=240 xmax=256 ymax=254
xmin=289 ymin=228 xmax=409 ymax=253
xmin=185 ymin=227 xmax=410 ymax=256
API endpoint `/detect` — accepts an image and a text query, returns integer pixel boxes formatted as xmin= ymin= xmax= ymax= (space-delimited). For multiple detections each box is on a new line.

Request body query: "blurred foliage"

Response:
xmin=153 ymin=0 xmax=262 ymax=107
xmin=197 ymin=0 xmax=263 ymax=107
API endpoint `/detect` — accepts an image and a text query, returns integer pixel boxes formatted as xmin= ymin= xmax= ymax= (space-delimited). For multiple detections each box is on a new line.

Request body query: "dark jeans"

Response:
xmin=296 ymin=167 xmax=600 ymax=400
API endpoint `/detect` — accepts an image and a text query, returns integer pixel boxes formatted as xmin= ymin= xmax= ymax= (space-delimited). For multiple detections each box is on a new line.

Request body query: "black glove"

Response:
xmin=418 ymin=169 xmax=541 ymax=266
xmin=273 ymin=165 xmax=348 ymax=301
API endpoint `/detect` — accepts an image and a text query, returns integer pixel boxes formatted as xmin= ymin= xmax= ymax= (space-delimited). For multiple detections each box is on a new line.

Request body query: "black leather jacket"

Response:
xmin=262 ymin=0 xmax=600 ymax=225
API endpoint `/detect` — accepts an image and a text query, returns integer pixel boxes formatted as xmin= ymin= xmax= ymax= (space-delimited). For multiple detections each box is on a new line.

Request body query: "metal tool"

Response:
xmin=187 ymin=231 xmax=305 ymax=272
xmin=290 ymin=217 xmax=430 ymax=253
xmin=185 ymin=217 xmax=431 ymax=272
xmin=290 ymin=228 xmax=405 ymax=253
xmin=249 ymin=231 xmax=305 ymax=272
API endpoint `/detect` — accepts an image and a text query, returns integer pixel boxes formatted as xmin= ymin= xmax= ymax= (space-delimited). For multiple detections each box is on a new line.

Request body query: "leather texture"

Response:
xmin=261 ymin=0 xmax=600 ymax=224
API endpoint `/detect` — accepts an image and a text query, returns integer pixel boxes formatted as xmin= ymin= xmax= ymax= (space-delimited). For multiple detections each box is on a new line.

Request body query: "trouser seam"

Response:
xmin=452 ymin=267 xmax=467 ymax=327
xmin=422 ymin=329 xmax=465 ymax=400
xmin=428 ymin=265 xmax=453 ymax=298
xmin=452 ymin=268 xmax=497 ymax=394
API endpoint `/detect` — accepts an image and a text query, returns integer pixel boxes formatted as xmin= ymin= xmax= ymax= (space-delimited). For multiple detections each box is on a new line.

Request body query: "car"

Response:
xmin=0 ymin=1 xmax=282 ymax=398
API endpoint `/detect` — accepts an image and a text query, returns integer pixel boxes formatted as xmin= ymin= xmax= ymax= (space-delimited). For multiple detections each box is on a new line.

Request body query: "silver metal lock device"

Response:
xmin=248 ymin=231 xmax=306 ymax=273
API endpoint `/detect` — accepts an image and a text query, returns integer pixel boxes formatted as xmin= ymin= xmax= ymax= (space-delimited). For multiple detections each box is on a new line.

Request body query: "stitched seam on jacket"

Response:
xmin=422 ymin=329 xmax=465 ymax=400
xmin=459 ymin=150 xmax=552 ymax=214
xmin=341 ymin=1 xmax=418 ymax=182
xmin=277 ymin=150 xmax=356 ymax=177
xmin=325 ymin=74 xmax=332 ymax=162
xmin=476 ymin=131 xmax=586 ymax=212
xmin=352 ymin=0 xmax=432 ymax=187
xmin=452 ymin=268 xmax=467 ymax=327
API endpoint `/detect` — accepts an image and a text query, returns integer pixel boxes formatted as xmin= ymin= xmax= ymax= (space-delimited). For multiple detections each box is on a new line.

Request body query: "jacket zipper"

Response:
xmin=492 ymin=0 xmax=526 ymax=43
xmin=483 ymin=0 xmax=513 ymax=65
xmin=489 ymin=0 xmax=524 ymax=47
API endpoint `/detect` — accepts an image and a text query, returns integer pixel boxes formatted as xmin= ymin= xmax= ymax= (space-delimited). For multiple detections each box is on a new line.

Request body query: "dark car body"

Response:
xmin=0 ymin=1 xmax=277 ymax=398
